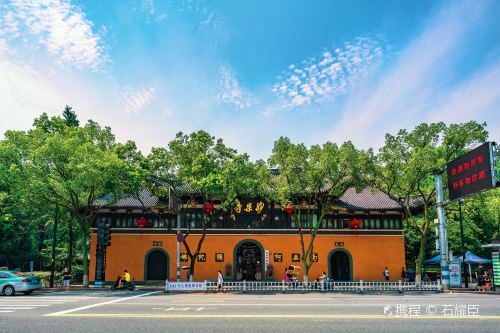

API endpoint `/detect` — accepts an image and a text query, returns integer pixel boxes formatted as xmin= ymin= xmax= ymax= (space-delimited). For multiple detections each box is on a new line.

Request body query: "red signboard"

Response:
xmin=447 ymin=142 xmax=497 ymax=201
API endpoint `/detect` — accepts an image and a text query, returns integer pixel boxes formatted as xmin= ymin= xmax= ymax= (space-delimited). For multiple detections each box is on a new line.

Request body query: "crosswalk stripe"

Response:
xmin=0 ymin=304 xmax=51 ymax=307
xmin=0 ymin=307 xmax=34 ymax=310
xmin=0 ymin=311 xmax=14 ymax=313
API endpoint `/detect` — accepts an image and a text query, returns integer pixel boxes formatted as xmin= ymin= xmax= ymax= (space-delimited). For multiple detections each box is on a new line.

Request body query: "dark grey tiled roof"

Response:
xmin=96 ymin=189 xmax=168 ymax=208
xmin=336 ymin=187 xmax=403 ymax=211
xmin=149 ymin=175 xmax=194 ymax=194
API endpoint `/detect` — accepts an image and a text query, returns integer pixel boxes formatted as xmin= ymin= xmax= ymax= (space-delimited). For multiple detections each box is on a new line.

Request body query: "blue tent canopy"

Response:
xmin=423 ymin=251 xmax=492 ymax=264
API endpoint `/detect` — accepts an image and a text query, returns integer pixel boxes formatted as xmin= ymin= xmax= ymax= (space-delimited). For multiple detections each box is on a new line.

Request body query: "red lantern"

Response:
xmin=203 ymin=203 xmax=215 ymax=215
xmin=349 ymin=218 xmax=362 ymax=229
xmin=136 ymin=217 xmax=149 ymax=228
xmin=283 ymin=205 xmax=295 ymax=214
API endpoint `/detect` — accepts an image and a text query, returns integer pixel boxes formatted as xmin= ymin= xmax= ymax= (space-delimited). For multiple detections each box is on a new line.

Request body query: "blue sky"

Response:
xmin=0 ymin=0 xmax=499 ymax=159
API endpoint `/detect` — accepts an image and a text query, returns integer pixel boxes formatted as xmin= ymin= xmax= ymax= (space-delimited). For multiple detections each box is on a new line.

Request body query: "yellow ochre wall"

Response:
xmin=89 ymin=232 xmax=405 ymax=283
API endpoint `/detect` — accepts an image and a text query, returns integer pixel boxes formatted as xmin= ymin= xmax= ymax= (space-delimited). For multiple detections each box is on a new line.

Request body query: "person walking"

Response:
xmin=283 ymin=267 xmax=289 ymax=285
xmin=400 ymin=267 xmax=407 ymax=282
xmin=319 ymin=271 xmax=327 ymax=290
xmin=62 ymin=267 xmax=71 ymax=292
xmin=384 ymin=267 xmax=390 ymax=281
xmin=216 ymin=270 xmax=224 ymax=292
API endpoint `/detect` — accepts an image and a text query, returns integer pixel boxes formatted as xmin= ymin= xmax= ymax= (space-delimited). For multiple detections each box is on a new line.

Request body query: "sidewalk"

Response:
xmin=447 ymin=288 xmax=499 ymax=295
xmin=40 ymin=285 xmax=164 ymax=292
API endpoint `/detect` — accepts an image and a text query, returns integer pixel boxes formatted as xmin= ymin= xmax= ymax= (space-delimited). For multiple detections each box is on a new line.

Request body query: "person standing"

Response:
xmin=217 ymin=270 xmax=224 ymax=292
xmin=484 ymin=271 xmax=491 ymax=292
xmin=384 ymin=267 xmax=390 ymax=281
xmin=62 ymin=267 xmax=71 ymax=292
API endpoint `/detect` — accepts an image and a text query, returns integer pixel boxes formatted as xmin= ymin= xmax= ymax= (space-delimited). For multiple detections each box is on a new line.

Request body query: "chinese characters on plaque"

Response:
xmin=215 ymin=253 xmax=224 ymax=262
xmin=273 ymin=253 xmax=283 ymax=262
xmin=291 ymin=253 xmax=300 ymax=262
xmin=233 ymin=200 xmax=266 ymax=214
xmin=197 ymin=253 xmax=206 ymax=262
xmin=180 ymin=253 xmax=188 ymax=262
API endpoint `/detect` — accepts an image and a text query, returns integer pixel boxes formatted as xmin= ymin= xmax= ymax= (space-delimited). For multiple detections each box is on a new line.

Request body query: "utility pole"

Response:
xmin=459 ymin=199 xmax=468 ymax=288
xmin=435 ymin=172 xmax=450 ymax=291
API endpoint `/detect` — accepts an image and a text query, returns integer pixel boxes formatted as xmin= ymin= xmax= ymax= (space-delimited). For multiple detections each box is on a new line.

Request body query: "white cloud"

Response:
xmin=0 ymin=39 xmax=65 ymax=133
xmin=326 ymin=0 xmax=497 ymax=149
xmin=273 ymin=37 xmax=384 ymax=108
xmin=0 ymin=0 xmax=107 ymax=70
xmin=215 ymin=65 xmax=252 ymax=109
xmin=117 ymin=86 xmax=156 ymax=114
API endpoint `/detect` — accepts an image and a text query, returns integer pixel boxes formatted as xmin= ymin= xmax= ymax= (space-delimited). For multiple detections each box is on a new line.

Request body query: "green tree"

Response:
xmin=62 ymin=105 xmax=80 ymax=127
xmin=2 ymin=114 xmax=134 ymax=286
xmin=373 ymin=122 xmax=488 ymax=282
xmin=150 ymin=130 xmax=268 ymax=279
xmin=268 ymin=137 xmax=369 ymax=282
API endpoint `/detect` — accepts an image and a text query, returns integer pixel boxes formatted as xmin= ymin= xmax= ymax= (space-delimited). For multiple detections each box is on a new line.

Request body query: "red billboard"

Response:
xmin=447 ymin=142 xmax=497 ymax=201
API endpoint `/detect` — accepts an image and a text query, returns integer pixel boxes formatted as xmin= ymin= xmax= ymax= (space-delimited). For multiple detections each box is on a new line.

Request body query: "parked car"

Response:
xmin=0 ymin=271 xmax=42 ymax=296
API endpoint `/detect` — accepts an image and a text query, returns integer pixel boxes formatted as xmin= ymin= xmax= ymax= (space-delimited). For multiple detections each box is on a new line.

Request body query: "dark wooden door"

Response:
xmin=147 ymin=251 xmax=167 ymax=280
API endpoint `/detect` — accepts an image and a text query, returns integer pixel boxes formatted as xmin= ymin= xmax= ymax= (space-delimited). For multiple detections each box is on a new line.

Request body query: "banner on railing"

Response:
xmin=166 ymin=281 xmax=206 ymax=291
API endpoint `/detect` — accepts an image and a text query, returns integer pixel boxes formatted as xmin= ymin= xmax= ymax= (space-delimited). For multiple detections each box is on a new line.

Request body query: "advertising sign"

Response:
xmin=265 ymin=250 xmax=269 ymax=266
xmin=447 ymin=142 xmax=498 ymax=201
xmin=449 ymin=262 xmax=462 ymax=288
xmin=166 ymin=281 xmax=206 ymax=291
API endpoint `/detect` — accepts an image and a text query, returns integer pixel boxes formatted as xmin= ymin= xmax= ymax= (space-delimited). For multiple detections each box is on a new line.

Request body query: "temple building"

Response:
xmin=90 ymin=181 xmax=415 ymax=283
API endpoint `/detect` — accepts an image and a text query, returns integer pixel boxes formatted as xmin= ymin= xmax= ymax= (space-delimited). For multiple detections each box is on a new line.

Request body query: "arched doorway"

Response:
xmin=233 ymin=240 xmax=265 ymax=281
xmin=328 ymin=249 xmax=352 ymax=281
xmin=144 ymin=248 xmax=169 ymax=281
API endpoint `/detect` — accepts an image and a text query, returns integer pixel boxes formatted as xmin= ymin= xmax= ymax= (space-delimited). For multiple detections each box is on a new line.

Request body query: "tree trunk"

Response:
xmin=303 ymin=261 xmax=309 ymax=283
xmin=49 ymin=209 xmax=58 ymax=288
xmin=415 ymin=226 xmax=429 ymax=285
xmin=79 ymin=220 xmax=90 ymax=287
xmin=189 ymin=259 xmax=196 ymax=282
xmin=66 ymin=221 xmax=74 ymax=271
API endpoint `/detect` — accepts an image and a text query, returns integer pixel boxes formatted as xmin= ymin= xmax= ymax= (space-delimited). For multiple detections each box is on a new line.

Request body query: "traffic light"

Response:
xmin=97 ymin=224 xmax=105 ymax=247
xmin=103 ymin=222 xmax=112 ymax=247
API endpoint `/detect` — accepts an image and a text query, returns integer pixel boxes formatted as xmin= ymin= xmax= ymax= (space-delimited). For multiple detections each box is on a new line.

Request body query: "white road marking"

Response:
xmin=45 ymin=291 xmax=162 ymax=316
xmin=117 ymin=302 xmax=385 ymax=307
xmin=0 ymin=296 xmax=94 ymax=314
xmin=0 ymin=304 xmax=51 ymax=307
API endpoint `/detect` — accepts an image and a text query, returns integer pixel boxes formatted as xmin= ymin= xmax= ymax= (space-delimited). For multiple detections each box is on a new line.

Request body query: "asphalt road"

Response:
xmin=0 ymin=290 xmax=499 ymax=333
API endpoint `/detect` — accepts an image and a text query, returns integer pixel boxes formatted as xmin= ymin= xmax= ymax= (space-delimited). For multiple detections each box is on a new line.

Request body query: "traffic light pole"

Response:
xmin=435 ymin=172 xmax=450 ymax=291
xmin=95 ymin=219 xmax=105 ymax=288
xmin=176 ymin=209 xmax=181 ymax=282
xmin=94 ymin=218 xmax=111 ymax=288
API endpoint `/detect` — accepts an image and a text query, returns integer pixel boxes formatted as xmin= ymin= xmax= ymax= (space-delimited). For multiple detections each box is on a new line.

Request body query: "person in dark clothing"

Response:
xmin=401 ymin=267 xmax=407 ymax=282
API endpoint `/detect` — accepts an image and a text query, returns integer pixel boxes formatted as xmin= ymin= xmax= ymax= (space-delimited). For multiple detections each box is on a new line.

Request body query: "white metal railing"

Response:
xmin=204 ymin=280 xmax=440 ymax=292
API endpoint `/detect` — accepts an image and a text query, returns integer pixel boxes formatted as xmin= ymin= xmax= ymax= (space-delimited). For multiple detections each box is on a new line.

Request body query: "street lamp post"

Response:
xmin=434 ymin=172 xmax=450 ymax=291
